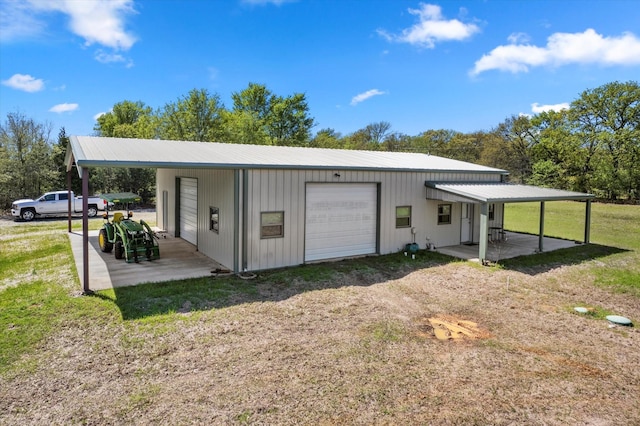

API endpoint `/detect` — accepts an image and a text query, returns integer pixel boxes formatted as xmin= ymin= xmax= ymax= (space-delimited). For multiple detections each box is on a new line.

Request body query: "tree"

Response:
xmin=267 ymin=93 xmax=315 ymax=146
xmin=570 ymin=81 xmax=640 ymax=199
xmin=93 ymin=100 xmax=158 ymax=200
xmin=94 ymin=100 xmax=156 ymax=138
xmin=382 ymin=132 xmax=412 ymax=152
xmin=310 ymin=128 xmax=343 ymax=148
xmin=158 ymin=89 xmax=225 ymax=142
xmin=527 ymin=110 xmax=581 ymax=189
xmin=364 ymin=121 xmax=392 ymax=145
xmin=0 ymin=112 xmax=55 ymax=206
xmin=50 ymin=127 xmax=82 ymax=194
xmin=227 ymin=83 xmax=315 ymax=146
xmin=491 ymin=115 xmax=538 ymax=183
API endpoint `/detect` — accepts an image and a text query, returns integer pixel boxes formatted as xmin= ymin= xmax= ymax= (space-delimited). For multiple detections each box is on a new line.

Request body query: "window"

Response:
xmin=488 ymin=203 xmax=495 ymax=221
xmin=396 ymin=206 xmax=412 ymax=228
xmin=437 ymin=204 xmax=451 ymax=225
xmin=209 ymin=207 xmax=219 ymax=233
xmin=59 ymin=193 xmax=69 ymax=201
xmin=261 ymin=211 xmax=284 ymax=238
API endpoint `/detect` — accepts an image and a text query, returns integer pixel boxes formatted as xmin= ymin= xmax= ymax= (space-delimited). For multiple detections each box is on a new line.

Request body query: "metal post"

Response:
xmin=67 ymin=170 xmax=72 ymax=233
xmin=478 ymin=202 xmax=489 ymax=264
xmin=538 ymin=201 xmax=545 ymax=253
xmin=584 ymin=199 xmax=591 ymax=243
xmin=82 ymin=167 xmax=90 ymax=294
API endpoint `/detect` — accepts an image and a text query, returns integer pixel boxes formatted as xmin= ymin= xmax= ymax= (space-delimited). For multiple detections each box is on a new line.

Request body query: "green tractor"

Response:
xmin=97 ymin=193 xmax=160 ymax=263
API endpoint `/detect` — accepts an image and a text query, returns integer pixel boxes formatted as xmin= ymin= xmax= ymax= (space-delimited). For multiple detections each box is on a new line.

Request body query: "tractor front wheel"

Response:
xmin=114 ymin=241 xmax=124 ymax=260
xmin=98 ymin=229 xmax=113 ymax=253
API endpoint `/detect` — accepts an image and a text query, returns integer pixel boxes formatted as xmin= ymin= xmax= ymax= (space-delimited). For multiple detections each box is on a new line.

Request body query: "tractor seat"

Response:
xmin=113 ymin=212 xmax=124 ymax=223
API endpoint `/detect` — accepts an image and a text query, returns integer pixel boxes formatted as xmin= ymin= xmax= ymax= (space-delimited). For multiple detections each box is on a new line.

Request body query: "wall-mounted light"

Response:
xmin=334 ymin=173 xmax=341 ymax=178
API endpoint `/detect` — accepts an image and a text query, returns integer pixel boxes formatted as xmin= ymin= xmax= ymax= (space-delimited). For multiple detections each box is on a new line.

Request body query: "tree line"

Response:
xmin=1 ymin=80 xmax=638 ymax=209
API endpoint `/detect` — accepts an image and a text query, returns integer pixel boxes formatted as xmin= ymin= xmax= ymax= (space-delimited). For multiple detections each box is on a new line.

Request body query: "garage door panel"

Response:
xmin=305 ymin=183 xmax=377 ymax=262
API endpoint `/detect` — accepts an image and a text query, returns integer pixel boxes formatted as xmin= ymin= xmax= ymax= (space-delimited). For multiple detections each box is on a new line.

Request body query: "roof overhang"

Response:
xmin=65 ymin=136 xmax=508 ymax=175
xmin=425 ymin=181 xmax=594 ymax=203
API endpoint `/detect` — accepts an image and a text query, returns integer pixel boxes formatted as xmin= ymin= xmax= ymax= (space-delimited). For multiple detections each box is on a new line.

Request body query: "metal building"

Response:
xmin=66 ymin=136 xmax=594 ymax=287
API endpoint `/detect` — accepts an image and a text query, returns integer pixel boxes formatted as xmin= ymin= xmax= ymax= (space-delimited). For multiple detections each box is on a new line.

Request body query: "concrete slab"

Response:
xmin=436 ymin=231 xmax=582 ymax=262
xmin=68 ymin=231 xmax=225 ymax=291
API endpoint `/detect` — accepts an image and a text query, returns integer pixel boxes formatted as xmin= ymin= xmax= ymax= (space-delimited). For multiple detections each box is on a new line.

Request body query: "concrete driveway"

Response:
xmin=68 ymin=230 xmax=225 ymax=291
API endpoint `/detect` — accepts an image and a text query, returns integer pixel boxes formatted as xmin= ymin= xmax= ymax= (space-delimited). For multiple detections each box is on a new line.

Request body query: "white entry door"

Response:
xmin=179 ymin=178 xmax=198 ymax=245
xmin=460 ymin=203 xmax=473 ymax=243
xmin=305 ymin=183 xmax=377 ymax=262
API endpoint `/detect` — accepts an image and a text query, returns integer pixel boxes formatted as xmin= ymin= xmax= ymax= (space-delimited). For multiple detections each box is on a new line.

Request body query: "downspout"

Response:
xmin=233 ymin=170 xmax=240 ymax=273
xmin=242 ymin=169 xmax=248 ymax=272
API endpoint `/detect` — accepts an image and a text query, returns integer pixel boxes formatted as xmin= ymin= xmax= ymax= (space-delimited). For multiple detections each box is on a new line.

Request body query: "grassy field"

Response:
xmin=1 ymin=203 xmax=639 ymax=425
xmin=504 ymin=201 xmax=640 ymax=296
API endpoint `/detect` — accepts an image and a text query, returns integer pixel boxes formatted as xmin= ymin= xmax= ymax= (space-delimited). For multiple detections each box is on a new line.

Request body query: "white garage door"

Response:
xmin=179 ymin=177 xmax=198 ymax=245
xmin=305 ymin=183 xmax=377 ymax=262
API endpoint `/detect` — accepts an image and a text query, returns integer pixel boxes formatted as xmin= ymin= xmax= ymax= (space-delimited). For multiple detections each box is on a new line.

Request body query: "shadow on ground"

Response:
xmin=93 ymin=243 xmax=628 ymax=320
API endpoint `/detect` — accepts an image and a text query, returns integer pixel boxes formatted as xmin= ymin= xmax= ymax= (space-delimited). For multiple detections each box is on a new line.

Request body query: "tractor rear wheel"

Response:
xmin=98 ymin=229 xmax=113 ymax=253
xmin=114 ymin=241 xmax=124 ymax=260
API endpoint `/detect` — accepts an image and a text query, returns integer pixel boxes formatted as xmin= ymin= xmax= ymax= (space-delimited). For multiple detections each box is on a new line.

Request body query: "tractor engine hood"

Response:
xmin=120 ymin=220 xmax=144 ymax=232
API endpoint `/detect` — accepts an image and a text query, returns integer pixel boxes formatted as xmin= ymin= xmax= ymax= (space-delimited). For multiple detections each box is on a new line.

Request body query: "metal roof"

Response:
xmin=425 ymin=181 xmax=594 ymax=202
xmin=67 ymin=136 xmax=506 ymax=174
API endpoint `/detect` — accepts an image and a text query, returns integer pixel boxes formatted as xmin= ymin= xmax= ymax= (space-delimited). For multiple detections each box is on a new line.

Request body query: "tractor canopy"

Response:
xmin=99 ymin=192 xmax=142 ymax=204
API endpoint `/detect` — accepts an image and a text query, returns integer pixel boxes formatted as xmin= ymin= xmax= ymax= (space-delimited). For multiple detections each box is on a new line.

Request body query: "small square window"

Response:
xmin=261 ymin=211 xmax=284 ymax=239
xmin=396 ymin=206 xmax=412 ymax=228
xmin=438 ymin=204 xmax=451 ymax=225
xmin=489 ymin=203 xmax=495 ymax=221
xmin=210 ymin=207 xmax=219 ymax=233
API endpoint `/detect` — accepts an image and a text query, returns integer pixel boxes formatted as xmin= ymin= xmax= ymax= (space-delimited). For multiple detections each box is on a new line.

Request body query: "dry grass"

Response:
xmin=1 ymin=213 xmax=639 ymax=425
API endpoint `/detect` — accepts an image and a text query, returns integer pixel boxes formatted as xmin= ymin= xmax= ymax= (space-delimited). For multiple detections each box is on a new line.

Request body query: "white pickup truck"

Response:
xmin=11 ymin=191 xmax=108 ymax=221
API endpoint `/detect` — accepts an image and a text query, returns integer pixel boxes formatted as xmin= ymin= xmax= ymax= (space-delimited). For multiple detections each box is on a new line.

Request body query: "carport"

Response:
xmin=68 ymin=228 xmax=223 ymax=290
xmin=425 ymin=182 xmax=594 ymax=264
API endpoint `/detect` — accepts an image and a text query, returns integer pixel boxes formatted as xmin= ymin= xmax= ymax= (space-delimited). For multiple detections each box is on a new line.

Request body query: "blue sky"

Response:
xmin=1 ymin=0 xmax=639 ymax=139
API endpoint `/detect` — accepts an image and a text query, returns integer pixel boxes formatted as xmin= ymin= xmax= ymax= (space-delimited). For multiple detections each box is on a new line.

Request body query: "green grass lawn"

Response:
xmin=504 ymin=201 xmax=640 ymax=296
xmin=1 ymin=202 xmax=638 ymax=372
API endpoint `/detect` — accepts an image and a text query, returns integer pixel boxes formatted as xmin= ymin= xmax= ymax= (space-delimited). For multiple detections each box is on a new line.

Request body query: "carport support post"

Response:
xmin=538 ymin=201 xmax=545 ymax=253
xmin=478 ymin=202 xmax=489 ymax=264
xmin=67 ymin=170 xmax=72 ymax=233
xmin=82 ymin=167 xmax=90 ymax=294
xmin=584 ymin=199 xmax=592 ymax=243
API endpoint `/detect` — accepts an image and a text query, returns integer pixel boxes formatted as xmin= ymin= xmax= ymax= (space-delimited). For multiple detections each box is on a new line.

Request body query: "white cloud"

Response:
xmin=1 ymin=73 xmax=45 ymax=92
xmin=28 ymin=0 xmax=138 ymax=50
xmin=531 ymin=102 xmax=570 ymax=114
xmin=2 ymin=0 xmax=136 ymax=52
xmin=49 ymin=103 xmax=79 ymax=113
xmin=0 ymin=0 xmax=46 ymax=41
xmin=94 ymin=111 xmax=107 ymax=121
xmin=472 ymin=29 xmax=640 ymax=75
xmin=351 ymin=89 xmax=387 ymax=106
xmin=94 ymin=50 xmax=134 ymax=67
xmin=378 ymin=3 xmax=480 ymax=48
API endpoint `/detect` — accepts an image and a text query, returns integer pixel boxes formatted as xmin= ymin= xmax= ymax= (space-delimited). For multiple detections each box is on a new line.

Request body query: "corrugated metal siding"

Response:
xmin=157 ymin=167 xmax=507 ymax=271
xmin=244 ymin=169 xmax=506 ymax=270
xmin=156 ymin=168 xmax=236 ymax=270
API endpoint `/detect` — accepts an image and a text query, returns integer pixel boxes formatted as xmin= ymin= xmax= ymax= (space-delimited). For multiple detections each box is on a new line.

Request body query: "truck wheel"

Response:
xmin=114 ymin=241 xmax=124 ymax=260
xmin=99 ymin=229 xmax=113 ymax=253
xmin=87 ymin=205 xmax=98 ymax=217
xmin=20 ymin=208 xmax=36 ymax=221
